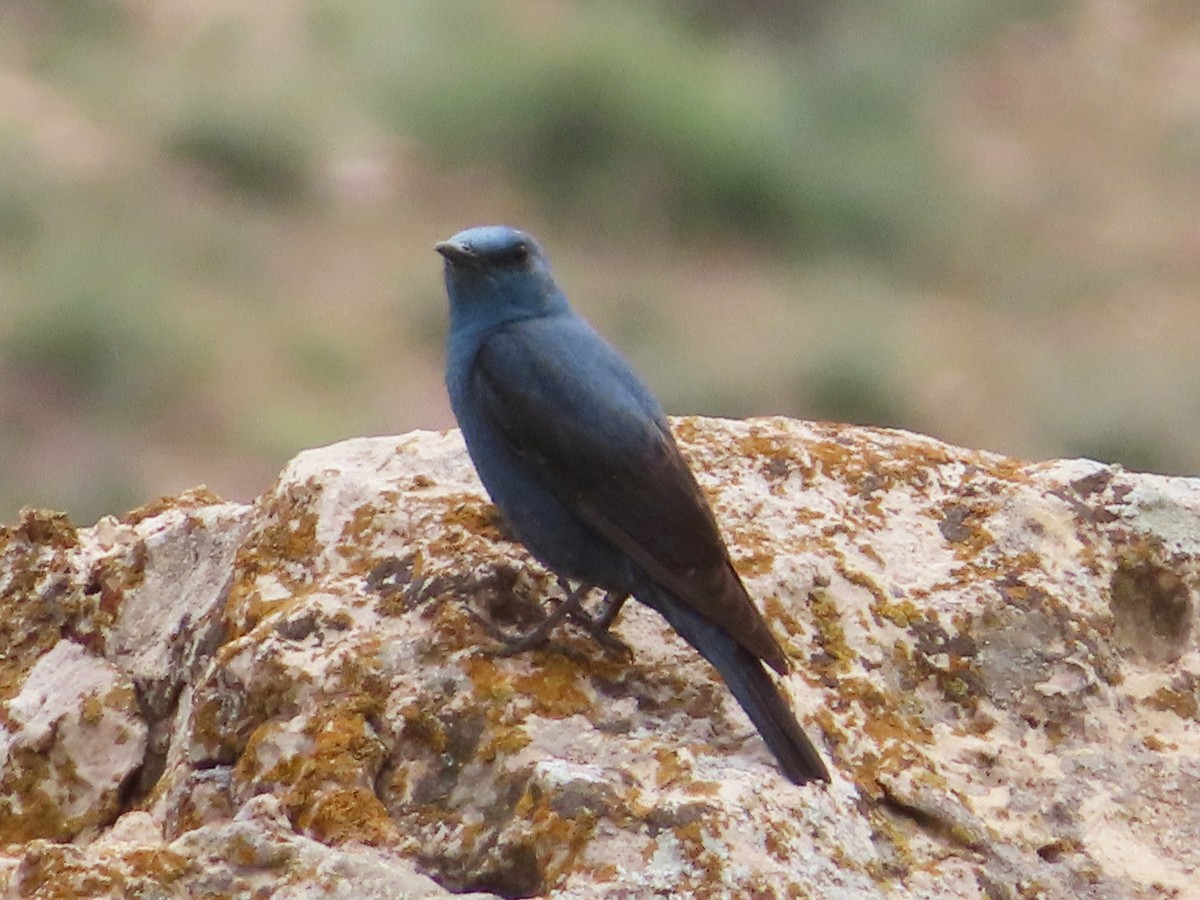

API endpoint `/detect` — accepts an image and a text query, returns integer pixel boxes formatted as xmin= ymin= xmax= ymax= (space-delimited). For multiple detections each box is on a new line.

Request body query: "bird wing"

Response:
xmin=471 ymin=320 xmax=789 ymax=673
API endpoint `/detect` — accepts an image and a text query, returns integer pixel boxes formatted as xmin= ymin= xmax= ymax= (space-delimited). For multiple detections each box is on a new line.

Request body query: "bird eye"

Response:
xmin=511 ymin=243 xmax=529 ymax=264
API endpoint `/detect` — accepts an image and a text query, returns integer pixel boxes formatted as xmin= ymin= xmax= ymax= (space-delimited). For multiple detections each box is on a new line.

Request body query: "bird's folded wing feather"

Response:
xmin=472 ymin=323 xmax=789 ymax=672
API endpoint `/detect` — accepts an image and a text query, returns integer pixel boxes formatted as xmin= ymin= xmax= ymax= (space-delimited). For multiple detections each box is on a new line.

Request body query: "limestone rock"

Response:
xmin=1 ymin=419 xmax=1197 ymax=898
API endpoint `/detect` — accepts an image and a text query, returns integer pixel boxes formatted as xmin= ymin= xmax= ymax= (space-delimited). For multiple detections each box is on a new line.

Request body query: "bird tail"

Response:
xmin=641 ymin=587 xmax=831 ymax=785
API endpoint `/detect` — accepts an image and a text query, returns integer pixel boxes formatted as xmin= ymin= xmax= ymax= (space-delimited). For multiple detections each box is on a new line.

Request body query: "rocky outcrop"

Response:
xmin=2 ymin=418 xmax=1198 ymax=898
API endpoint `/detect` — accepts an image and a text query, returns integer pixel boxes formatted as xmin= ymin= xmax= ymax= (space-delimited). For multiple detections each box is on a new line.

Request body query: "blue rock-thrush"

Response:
xmin=436 ymin=225 xmax=829 ymax=785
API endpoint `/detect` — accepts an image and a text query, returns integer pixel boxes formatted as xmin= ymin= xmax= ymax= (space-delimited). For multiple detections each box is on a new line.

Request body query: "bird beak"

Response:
xmin=434 ymin=239 xmax=478 ymax=265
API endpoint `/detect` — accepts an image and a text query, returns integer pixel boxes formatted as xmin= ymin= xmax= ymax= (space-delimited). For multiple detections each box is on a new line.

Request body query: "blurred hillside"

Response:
xmin=2 ymin=0 xmax=1198 ymax=524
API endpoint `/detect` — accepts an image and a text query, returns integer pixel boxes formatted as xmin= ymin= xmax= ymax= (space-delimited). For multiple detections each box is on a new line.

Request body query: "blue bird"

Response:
xmin=436 ymin=225 xmax=830 ymax=785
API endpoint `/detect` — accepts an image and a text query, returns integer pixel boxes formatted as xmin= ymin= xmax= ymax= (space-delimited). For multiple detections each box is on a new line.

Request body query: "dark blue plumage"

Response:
xmin=437 ymin=225 xmax=830 ymax=785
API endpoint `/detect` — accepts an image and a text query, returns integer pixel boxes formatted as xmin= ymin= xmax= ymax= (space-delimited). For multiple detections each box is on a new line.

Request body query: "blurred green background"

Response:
xmin=2 ymin=0 xmax=1198 ymax=525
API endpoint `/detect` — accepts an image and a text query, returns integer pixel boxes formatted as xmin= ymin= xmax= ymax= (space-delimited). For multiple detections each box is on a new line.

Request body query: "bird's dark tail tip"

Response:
xmin=643 ymin=589 xmax=831 ymax=785
xmin=720 ymin=643 xmax=831 ymax=785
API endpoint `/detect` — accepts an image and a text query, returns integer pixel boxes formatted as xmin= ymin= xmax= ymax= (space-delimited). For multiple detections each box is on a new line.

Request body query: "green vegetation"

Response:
xmin=324 ymin=1 xmax=960 ymax=254
xmin=0 ymin=0 xmax=1195 ymax=522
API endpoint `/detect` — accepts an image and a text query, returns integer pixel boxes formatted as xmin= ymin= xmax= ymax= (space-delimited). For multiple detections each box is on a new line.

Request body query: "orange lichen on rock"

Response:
xmin=2 ymin=423 xmax=1199 ymax=897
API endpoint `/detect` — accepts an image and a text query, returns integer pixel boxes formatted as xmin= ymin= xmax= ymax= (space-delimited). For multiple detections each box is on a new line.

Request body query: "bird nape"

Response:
xmin=436 ymin=224 xmax=830 ymax=786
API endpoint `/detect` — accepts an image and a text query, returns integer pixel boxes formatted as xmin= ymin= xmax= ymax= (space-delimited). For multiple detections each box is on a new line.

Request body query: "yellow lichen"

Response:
xmin=510 ymin=655 xmax=593 ymax=720
xmin=119 ymin=487 xmax=225 ymax=526
xmin=1145 ymin=685 xmax=1199 ymax=720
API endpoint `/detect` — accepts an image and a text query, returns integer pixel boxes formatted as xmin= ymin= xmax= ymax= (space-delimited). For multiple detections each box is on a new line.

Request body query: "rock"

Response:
xmin=1 ymin=419 xmax=1197 ymax=898
xmin=0 ymin=639 xmax=146 ymax=844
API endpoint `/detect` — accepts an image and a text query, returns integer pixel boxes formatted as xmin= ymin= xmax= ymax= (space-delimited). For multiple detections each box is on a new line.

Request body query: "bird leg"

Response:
xmin=591 ymin=591 xmax=629 ymax=632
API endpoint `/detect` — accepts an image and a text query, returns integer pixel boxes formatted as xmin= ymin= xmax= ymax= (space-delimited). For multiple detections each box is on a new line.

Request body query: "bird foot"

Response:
xmin=566 ymin=590 xmax=631 ymax=658
xmin=480 ymin=581 xmax=589 ymax=657
xmin=479 ymin=581 xmax=632 ymax=659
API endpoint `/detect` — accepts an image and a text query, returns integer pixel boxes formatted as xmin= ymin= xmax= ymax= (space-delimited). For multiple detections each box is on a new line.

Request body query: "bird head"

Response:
xmin=436 ymin=226 xmax=568 ymax=334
